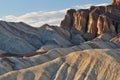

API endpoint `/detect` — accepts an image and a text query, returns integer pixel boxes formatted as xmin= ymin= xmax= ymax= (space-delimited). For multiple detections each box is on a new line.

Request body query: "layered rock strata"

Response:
xmin=0 ymin=33 xmax=119 ymax=75
xmin=0 ymin=49 xmax=120 ymax=80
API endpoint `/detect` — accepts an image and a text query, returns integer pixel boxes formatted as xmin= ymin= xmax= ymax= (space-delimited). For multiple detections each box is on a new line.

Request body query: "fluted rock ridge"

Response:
xmin=0 ymin=21 xmax=72 ymax=54
xmin=112 ymin=0 xmax=120 ymax=6
xmin=0 ymin=49 xmax=120 ymax=80
xmin=61 ymin=4 xmax=120 ymax=40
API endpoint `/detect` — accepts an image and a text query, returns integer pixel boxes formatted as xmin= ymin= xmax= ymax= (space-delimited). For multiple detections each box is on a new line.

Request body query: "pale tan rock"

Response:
xmin=0 ymin=49 xmax=120 ymax=80
xmin=73 ymin=9 xmax=89 ymax=35
xmin=0 ymin=33 xmax=119 ymax=75
xmin=87 ymin=10 xmax=99 ymax=37
xmin=61 ymin=2 xmax=120 ymax=40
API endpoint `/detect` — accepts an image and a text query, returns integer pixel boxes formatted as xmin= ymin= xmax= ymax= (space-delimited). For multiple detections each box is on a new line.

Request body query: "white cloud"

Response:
xmin=74 ymin=3 xmax=109 ymax=9
xmin=1 ymin=9 xmax=67 ymax=27
xmin=95 ymin=3 xmax=109 ymax=6
xmin=74 ymin=4 xmax=93 ymax=9
xmin=0 ymin=3 xmax=109 ymax=27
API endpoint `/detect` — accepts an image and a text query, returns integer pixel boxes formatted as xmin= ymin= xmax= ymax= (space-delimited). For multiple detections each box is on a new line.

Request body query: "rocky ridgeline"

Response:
xmin=61 ymin=1 xmax=120 ymax=40
xmin=112 ymin=0 xmax=120 ymax=6
xmin=0 ymin=21 xmax=73 ymax=54
xmin=0 ymin=0 xmax=120 ymax=80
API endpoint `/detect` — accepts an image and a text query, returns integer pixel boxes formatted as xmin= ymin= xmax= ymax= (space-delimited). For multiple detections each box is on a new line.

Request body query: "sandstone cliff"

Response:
xmin=61 ymin=3 xmax=120 ymax=40
xmin=112 ymin=0 xmax=120 ymax=6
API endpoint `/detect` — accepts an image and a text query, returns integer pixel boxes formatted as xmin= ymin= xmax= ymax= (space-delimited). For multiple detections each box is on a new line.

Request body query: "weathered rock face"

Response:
xmin=112 ymin=0 xmax=120 ymax=6
xmin=0 ymin=1 xmax=119 ymax=80
xmin=61 ymin=4 xmax=120 ymax=40
xmin=0 ymin=32 xmax=119 ymax=75
xmin=73 ymin=9 xmax=89 ymax=35
xmin=61 ymin=9 xmax=76 ymax=33
xmin=0 ymin=21 xmax=73 ymax=54
xmin=0 ymin=49 xmax=120 ymax=80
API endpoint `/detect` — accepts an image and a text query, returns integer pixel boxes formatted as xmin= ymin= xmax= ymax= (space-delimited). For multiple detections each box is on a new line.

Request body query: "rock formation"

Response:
xmin=0 ymin=21 xmax=72 ymax=54
xmin=61 ymin=3 xmax=120 ymax=40
xmin=0 ymin=31 xmax=119 ymax=78
xmin=0 ymin=0 xmax=119 ymax=80
xmin=61 ymin=9 xmax=76 ymax=33
xmin=0 ymin=49 xmax=120 ymax=80
xmin=112 ymin=0 xmax=120 ymax=6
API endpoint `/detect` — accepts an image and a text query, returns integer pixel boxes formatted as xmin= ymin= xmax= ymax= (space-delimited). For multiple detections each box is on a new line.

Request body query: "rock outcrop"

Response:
xmin=112 ymin=0 xmax=120 ymax=6
xmin=61 ymin=4 xmax=120 ymax=40
xmin=0 ymin=0 xmax=119 ymax=80
xmin=61 ymin=9 xmax=76 ymax=33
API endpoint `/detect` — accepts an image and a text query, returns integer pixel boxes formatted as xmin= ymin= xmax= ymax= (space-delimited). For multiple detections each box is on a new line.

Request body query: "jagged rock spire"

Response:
xmin=112 ymin=0 xmax=120 ymax=6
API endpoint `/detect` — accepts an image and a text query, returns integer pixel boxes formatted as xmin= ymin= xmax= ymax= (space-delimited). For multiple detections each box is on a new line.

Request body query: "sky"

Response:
xmin=0 ymin=0 xmax=111 ymax=27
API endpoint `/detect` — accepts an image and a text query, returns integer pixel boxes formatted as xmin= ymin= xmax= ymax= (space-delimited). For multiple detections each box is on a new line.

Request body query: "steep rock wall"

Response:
xmin=61 ymin=5 xmax=120 ymax=40
xmin=112 ymin=0 xmax=120 ymax=6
